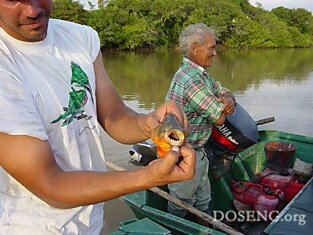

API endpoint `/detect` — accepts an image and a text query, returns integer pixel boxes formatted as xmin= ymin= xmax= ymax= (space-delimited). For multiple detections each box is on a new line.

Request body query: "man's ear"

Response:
xmin=191 ymin=43 xmax=198 ymax=57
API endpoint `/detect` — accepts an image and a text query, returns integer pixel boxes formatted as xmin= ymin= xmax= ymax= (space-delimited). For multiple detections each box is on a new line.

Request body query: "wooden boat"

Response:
xmin=122 ymin=130 xmax=313 ymax=234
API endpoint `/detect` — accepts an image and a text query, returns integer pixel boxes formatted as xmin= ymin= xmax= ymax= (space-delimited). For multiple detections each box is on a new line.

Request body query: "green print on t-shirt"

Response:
xmin=51 ymin=62 xmax=93 ymax=127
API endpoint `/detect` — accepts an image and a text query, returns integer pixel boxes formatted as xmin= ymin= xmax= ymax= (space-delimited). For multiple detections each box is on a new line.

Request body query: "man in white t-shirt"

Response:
xmin=0 ymin=1 xmax=195 ymax=234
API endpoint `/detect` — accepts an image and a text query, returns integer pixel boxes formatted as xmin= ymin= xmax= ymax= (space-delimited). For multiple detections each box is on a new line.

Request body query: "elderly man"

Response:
xmin=165 ymin=23 xmax=236 ymax=222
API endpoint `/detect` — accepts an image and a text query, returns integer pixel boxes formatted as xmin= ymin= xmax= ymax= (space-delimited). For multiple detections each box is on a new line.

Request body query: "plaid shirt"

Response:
xmin=166 ymin=57 xmax=226 ymax=149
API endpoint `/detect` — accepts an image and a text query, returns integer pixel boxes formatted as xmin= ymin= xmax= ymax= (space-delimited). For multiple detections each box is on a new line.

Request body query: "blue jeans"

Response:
xmin=167 ymin=148 xmax=211 ymax=218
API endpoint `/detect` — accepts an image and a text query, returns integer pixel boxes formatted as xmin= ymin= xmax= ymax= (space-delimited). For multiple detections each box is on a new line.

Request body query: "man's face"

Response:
xmin=189 ymin=32 xmax=217 ymax=68
xmin=0 ymin=0 xmax=52 ymax=42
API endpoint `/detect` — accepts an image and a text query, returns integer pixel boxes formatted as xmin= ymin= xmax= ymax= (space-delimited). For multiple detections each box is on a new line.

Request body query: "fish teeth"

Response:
xmin=165 ymin=130 xmax=184 ymax=147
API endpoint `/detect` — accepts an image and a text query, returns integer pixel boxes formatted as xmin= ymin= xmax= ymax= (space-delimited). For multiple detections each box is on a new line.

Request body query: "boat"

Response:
xmin=122 ymin=130 xmax=313 ymax=234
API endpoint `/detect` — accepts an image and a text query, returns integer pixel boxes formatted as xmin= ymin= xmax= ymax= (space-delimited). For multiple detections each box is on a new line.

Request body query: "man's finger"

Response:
xmin=178 ymin=145 xmax=195 ymax=177
xmin=158 ymin=146 xmax=180 ymax=174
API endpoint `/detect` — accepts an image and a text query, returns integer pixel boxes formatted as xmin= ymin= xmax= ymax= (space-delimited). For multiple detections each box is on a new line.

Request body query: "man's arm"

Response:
xmin=94 ymin=51 xmax=189 ymax=144
xmin=0 ymin=133 xmax=195 ymax=209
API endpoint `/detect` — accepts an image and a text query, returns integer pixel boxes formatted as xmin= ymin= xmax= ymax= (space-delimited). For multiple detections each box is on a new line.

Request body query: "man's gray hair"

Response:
xmin=179 ymin=23 xmax=216 ymax=57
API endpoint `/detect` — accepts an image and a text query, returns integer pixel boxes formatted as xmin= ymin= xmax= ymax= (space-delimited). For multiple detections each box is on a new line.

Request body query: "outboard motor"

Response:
xmin=205 ymin=103 xmax=274 ymax=156
xmin=129 ymin=140 xmax=157 ymax=166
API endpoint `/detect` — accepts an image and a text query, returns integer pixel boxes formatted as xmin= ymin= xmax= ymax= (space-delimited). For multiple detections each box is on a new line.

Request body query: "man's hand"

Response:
xmin=217 ymin=91 xmax=236 ymax=115
xmin=143 ymin=100 xmax=191 ymax=138
xmin=220 ymin=96 xmax=236 ymax=115
xmin=145 ymin=144 xmax=195 ymax=186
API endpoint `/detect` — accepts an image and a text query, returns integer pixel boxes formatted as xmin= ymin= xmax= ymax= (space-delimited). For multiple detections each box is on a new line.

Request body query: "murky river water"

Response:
xmin=100 ymin=48 xmax=313 ymax=233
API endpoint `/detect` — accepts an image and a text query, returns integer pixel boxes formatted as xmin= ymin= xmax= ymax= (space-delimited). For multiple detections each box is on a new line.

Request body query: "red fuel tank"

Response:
xmin=258 ymin=168 xmax=305 ymax=203
xmin=231 ymin=181 xmax=284 ymax=220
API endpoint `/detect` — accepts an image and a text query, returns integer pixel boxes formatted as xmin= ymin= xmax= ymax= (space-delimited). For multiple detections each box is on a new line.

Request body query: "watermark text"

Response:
xmin=212 ymin=210 xmax=306 ymax=226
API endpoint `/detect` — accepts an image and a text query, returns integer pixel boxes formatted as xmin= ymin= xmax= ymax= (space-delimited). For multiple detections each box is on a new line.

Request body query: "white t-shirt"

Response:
xmin=0 ymin=19 xmax=107 ymax=234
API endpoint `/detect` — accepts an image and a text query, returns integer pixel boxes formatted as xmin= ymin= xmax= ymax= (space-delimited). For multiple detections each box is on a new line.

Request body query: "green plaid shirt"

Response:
xmin=166 ymin=57 xmax=226 ymax=149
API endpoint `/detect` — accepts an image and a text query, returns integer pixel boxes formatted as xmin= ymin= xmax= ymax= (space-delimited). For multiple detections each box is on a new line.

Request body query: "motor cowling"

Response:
xmin=205 ymin=103 xmax=259 ymax=156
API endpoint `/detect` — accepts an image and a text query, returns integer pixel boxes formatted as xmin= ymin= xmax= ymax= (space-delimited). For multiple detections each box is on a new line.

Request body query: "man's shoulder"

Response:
xmin=49 ymin=19 xmax=99 ymax=52
xmin=49 ymin=19 xmax=97 ymax=38
xmin=50 ymin=19 xmax=88 ymax=32
xmin=173 ymin=66 xmax=203 ymax=86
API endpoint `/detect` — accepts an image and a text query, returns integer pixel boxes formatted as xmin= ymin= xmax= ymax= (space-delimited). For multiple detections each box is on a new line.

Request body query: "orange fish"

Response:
xmin=151 ymin=113 xmax=185 ymax=157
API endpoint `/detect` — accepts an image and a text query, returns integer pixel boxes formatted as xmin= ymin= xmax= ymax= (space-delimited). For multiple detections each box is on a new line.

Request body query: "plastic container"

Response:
xmin=264 ymin=141 xmax=296 ymax=174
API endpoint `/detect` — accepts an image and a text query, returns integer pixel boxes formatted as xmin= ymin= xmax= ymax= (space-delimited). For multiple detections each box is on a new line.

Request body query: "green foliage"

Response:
xmin=51 ymin=0 xmax=313 ymax=50
xmin=51 ymin=0 xmax=89 ymax=25
xmin=186 ymin=1 xmax=245 ymax=43
xmin=288 ymin=27 xmax=311 ymax=47
xmin=98 ymin=0 xmax=105 ymax=9
xmin=272 ymin=7 xmax=313 ymax=35
xmin=224 ymin=15 xmax=273 ymax=48
xmin=253 ymin=11 xmax=293 ymax=47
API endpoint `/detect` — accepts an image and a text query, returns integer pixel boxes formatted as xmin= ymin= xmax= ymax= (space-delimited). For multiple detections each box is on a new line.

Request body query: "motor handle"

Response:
xmin=255 ymin=117 xmax=275 ymax=126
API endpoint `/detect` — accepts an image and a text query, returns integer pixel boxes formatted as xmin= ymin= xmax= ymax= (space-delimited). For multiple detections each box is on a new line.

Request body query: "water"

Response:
xmin=101 ymin=48 xmax=313 ymax=233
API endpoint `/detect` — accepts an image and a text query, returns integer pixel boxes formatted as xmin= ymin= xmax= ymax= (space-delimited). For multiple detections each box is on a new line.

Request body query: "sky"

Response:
xmin=78 ymin=0 xmax=99 ymax=9
xmin=249 ymin=0 xmax=313 ymax=12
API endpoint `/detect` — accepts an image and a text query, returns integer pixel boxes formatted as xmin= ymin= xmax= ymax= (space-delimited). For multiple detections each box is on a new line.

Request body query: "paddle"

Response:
xmin=106 ymin=161 xmax=244 ymax=235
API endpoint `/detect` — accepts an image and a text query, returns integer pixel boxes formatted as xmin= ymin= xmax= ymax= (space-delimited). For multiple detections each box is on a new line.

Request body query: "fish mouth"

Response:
xmin=164 ymin=129 xmax=185 ymax=147
xmin=151 ymin=113 xmax=185 ymax=157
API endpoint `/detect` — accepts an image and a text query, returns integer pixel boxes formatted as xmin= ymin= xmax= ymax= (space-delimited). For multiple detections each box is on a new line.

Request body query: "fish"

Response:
xmin=151 ymin=113 xmax=185 ymax=158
